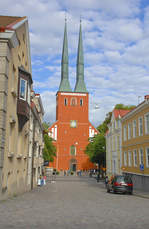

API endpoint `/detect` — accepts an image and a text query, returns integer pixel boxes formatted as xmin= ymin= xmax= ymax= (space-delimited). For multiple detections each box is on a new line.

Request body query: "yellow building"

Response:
xmin=121 ymin=95 xmax=149 ymax=191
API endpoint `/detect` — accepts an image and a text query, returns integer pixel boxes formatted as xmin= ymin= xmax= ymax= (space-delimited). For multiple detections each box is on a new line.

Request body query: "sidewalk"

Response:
xmin=133 ymin=190 xmax=149 ymax=199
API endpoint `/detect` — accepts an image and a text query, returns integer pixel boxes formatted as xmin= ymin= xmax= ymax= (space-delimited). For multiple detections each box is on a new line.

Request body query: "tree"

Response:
xmin=42 ymin=121 xmax=56 ymax=162
xmin=85 ymin=134 xmax=106 ymax=170
xmin=114 ymin=104 xmax=136 ymax=110
xmin=85 ymin=112 xmax=111 ymax=173
xmin=43 ymin=134 xmax=56 ymax=162
xmin=43 ymin=121 xmax=51 ymax=133
xmin=97 ymin=111 xmax=112 ymax=134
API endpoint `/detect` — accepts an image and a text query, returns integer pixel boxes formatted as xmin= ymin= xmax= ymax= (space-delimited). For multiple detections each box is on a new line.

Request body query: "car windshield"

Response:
xmin=115 ymin=176 xmax=132 ymax=183
xmin=124 ymin=176 xmax=132 ymax=183
xmin=115 ymin=176 xmax=125 ymax=183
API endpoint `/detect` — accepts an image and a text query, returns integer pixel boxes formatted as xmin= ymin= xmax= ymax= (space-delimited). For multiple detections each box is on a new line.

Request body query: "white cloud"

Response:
xmin=1 ymin=0 xmax=149 ymax=126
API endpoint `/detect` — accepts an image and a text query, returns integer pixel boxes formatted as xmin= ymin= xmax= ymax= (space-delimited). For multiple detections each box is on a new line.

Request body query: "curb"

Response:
xmin=133 ymin=192 xmax=149 ymax=199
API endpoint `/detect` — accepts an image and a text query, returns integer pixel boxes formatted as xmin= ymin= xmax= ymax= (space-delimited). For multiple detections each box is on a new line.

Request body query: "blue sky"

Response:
xmin=1 ymin=0 xmax=149 ymax=126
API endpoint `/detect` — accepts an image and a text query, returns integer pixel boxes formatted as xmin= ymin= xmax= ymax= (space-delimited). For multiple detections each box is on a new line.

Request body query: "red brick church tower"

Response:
xmin=49 ymin=20 xmax=97 ymax=171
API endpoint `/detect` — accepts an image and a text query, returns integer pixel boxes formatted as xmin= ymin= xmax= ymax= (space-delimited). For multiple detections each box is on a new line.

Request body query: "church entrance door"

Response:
xmin=70 ymin=158 xmax=77 ymax=172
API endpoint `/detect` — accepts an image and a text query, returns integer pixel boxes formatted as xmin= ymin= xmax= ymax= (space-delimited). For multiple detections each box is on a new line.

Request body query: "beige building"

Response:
xmin=0 ymin=16 xmax=44 ymax=200
xmin=28 ymin=92 xmax=44 ymax=189
xmin=106 ymin=109 xmax=130 ymax=177
xmin=121 ymin=95 xmax=149 ymax=192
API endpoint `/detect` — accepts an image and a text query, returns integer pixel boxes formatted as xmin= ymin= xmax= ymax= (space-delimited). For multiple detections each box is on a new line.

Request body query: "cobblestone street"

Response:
xmin=0 ymin=176 xmax=149 ymax=229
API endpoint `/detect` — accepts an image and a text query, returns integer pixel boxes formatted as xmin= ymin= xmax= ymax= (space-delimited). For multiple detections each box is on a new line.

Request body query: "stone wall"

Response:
xmin=0 ymin=41 xmax=9 ymax=193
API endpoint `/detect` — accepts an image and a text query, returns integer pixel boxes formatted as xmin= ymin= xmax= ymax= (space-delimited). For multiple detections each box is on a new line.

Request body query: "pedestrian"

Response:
xmin=80 ymin=170 xmax=82 ymax=176
xmin=64 ymin=170 xmax=66 ymax=176
xmin=97 ymin=172 xmax=100 ymax=182
xmin=105 ymin=176 xmax=108 ymax=187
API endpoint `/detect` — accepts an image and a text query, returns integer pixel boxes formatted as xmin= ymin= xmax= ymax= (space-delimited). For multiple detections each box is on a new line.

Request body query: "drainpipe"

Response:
xmin=31 ymin=117 xmax=36 ymax=190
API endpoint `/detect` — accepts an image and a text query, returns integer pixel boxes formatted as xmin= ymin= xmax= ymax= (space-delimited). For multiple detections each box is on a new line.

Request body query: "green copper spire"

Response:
xmin=59 ymin=19 xmax=72 ymax=92
xmin=74 ymin=20 xmax=87 ymax=93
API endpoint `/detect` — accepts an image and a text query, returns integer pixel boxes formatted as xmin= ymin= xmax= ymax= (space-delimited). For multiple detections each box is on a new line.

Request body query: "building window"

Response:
xmin=80 ymin=99 xmax=83 ymax=106
xmin=128 ymin=123 xmax=131 ymax=140
xmin=70 ymin=145 xmax=76 ymax=156
xmin=124 ymin=125 xmax=127 ymax=141
xmin=133 ymin=150 xmax=137 ymax=167
xmin=138 ymin=117 xmax=143 ymax=136
xmin=133 ymin=120 xmax=137 ymax=138
xmin=128 ymin=151 xmax=132 ymax=166
xmin=124 ymin=152 xmax=127 ymax=166
xmin=70 ymin=120 xmax=77 ymax=128
xmin=71 ymin=98 xmax=77 ymax=106
xmin=145 ymin=113 xmax=149 ymax=134
xmin=115 ymin=136 xmax=117 ymax=151
xmin=146 ymin=148 xmax=149 ymax=168
xmin=117 ymin=136 xmax=120 ymax=150
xmin=20 ymin=78 xmax=27 ymax=100
xmin=64 ymin=98 xmax=68 ymax=106
xmin=118 ymin=120 xmax=120 ymax=128
xmin=113 ymin=121 xmax=115 ymax=130
xmin=139 ymin=148 xmax=144 ymax=165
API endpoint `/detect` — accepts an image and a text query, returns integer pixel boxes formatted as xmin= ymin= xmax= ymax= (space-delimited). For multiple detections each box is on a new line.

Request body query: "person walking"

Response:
xmin=105 ymin=176 xmax=109 ymax=187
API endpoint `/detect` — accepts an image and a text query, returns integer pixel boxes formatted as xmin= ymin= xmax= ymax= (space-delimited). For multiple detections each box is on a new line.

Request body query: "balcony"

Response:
xmin=17 ymin=99 xmax=30 ymax=130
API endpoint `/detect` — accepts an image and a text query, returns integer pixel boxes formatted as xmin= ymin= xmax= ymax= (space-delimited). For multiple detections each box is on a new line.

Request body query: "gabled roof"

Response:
xmin=0 ymin=16 xmax=26 ymax=30
xmin=113 ymin=109 xmax=130 ymax=119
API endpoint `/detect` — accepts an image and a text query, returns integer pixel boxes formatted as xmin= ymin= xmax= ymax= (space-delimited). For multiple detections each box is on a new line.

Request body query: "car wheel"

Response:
xmin=107 ymin=188 xmax=110 ymax=193
xmin=129 ymin=191 xmax=133 ymax=195
xmin=113 ymin=189 xmax=117 ymax=194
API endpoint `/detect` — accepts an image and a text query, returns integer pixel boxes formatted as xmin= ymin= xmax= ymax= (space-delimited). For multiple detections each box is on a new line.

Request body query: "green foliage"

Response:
xmin=85 ymin=111 xmax=111 ymax=167
xmin=97 ymin=112 xmax=112 ymax=134
xmin=85 ymin=134 xmax=106 ymax=166
xmin=43 ymin=122 xmax=51 ymax=133
xmin=114 ymin=104 xmax=136 ymax=110
xmin=43 ymin=134 xmax=56 ymax=162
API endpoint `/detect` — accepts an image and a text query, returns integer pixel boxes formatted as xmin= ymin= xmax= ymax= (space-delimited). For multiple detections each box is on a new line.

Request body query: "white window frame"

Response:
xmin=138 ymin=117 xmax=143 ymax=136
xmin=145 ymin=112 xmax=149 ymax=134
xmin=115 ymin=136 xmax=117 ymax=151
xmin=133 ymin=149 xmax=137 ymax=167
xmin=124 ymin=125 xmax=127 ymax=141
xmin=19 ymin=78 xmax=27 ymax=100
xmin=139 ymin=148 xmax=144 ymax=165
xmin=146 ymin=147 xmax=149 ymax=168
xmin=70 ymin=145 xmax=76 ymax=156
xmin=124 ymin=152 xmax=127 ymax=166
xmin=117 ymin=136 xmax=120 ymax=150
xmin=128 ymin=123 xmax=131 ymax=140
xmin=128 ymin=151 xmax=132 ymax=166
xmin=133 ymin=120 xmax=137 ymax=138
xmin=27 ymin=84 xmax=30 ymax=104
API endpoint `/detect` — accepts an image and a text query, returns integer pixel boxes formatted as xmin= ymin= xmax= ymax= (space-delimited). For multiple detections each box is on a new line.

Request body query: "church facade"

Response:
xmin=49 ymin=21 xmax=97 ymax=171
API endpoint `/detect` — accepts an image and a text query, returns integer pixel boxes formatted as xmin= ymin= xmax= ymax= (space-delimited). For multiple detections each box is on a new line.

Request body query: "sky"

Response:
xmin=1 ymin=0 xmax=149 ymax=127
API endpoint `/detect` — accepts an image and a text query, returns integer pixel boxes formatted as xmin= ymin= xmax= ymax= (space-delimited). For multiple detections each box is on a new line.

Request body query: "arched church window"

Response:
xmin=71 ymin=98 xmax=77 ymax=106
xmin=64 ymin=98 xmax=68 ymax=106
xmin=80 ymin=99 xmax=83 ymax=106
xmin=70 ymin=145 xmax=76 ymax=156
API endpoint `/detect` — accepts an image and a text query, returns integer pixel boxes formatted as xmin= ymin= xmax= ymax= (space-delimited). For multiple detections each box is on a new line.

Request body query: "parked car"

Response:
xmin=107 ymin=175 xmax=133 ymax=194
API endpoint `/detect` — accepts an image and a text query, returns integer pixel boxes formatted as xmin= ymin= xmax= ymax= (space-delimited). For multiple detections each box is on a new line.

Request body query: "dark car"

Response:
xmin=107 ymin=175 xmax=133 ymax=194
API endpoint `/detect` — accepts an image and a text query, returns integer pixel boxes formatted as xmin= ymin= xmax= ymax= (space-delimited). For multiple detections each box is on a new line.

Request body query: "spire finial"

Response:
xmin=80 ymin=15 xmax=82 ymax=24
xmin=65 ymin=11 xmax=67 ymax=23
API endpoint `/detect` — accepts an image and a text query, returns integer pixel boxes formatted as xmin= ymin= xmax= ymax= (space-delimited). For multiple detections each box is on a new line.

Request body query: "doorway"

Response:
xmin=70 ymin=158 xmax=77 ymax=172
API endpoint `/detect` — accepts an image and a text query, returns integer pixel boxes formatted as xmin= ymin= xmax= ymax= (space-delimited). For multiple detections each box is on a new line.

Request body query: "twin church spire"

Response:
xmin=59 ymin=19 xmax=87 ymax=93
